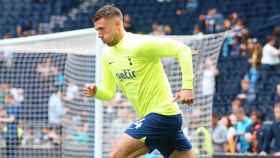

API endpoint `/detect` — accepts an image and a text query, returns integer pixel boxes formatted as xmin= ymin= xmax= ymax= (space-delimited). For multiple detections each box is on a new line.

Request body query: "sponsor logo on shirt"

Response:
xmin=116 ymin=69 xmax=136 ymax=81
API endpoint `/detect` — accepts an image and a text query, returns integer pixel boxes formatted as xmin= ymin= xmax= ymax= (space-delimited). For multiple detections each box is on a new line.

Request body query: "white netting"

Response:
xmin=0 ymin=29 xmax=227 ymax=158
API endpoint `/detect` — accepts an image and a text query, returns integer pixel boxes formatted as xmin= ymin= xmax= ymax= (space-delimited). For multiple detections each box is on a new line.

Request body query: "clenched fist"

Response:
xmin=173 ymin=89 xmax=194 ymax=105
xmin=83 ymin=83 xmax=97 ymax=97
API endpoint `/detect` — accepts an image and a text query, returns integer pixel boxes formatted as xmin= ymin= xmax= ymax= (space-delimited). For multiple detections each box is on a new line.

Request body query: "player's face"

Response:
xmin=94 ymin=18 xmax=117 ymax=46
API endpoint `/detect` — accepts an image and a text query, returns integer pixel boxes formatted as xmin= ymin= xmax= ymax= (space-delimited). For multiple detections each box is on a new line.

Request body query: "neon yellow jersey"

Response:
xmin=95 ymin=33 xmax=193 ymax=118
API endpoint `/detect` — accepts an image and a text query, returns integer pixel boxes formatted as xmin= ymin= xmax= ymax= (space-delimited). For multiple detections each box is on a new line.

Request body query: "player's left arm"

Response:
xmin=141 ymin=38 xmax=194 ymax=104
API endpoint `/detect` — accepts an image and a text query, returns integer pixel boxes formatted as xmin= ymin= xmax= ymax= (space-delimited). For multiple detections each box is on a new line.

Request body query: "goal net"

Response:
xmin=0 ymin=28 xmax=226 ymax=158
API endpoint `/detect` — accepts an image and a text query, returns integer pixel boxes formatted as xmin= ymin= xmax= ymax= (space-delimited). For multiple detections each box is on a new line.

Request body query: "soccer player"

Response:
xmin=84 ymin=5 xmax=195 ymax=158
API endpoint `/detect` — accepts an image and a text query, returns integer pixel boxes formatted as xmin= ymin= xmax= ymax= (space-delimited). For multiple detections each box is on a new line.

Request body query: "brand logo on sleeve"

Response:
xmin=116 ymin=69 xmax=136 ymax=81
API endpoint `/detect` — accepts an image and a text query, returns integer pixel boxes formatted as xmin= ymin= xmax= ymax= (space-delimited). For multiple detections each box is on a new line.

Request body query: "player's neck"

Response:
xmin=113 ymin=28 xmax=126 ymax=46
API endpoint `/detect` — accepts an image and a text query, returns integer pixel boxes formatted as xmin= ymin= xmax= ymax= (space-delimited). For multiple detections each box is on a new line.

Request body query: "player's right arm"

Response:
xmin=83 ymin=56 xmax=116 ymax=100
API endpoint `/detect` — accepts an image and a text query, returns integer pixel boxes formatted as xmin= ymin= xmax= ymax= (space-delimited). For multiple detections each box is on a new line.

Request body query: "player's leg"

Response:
xmin=153 ymin=114 xmax=193 ymax=158
xmin=109 ymin=133 xmax=150 ymax=158
xmin=168 ymin=129 xmax=195 ymax=158
xmin=169 ymin=150 xmax=196 ymax=158
xmin=127 ymin=145 xmax=150 ymax=158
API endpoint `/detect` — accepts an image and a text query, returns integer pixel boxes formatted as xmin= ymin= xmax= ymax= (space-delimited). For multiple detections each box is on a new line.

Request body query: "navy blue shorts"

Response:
xmin=125 ymin=113 xmax=192 ymax=158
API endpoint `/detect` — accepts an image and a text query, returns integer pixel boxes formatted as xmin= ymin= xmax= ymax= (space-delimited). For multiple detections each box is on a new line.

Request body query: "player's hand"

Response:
xmin=83 ymin=83 xmax=97 ymax=97
xmin=173 ymin=89 xmax=194 ymax=105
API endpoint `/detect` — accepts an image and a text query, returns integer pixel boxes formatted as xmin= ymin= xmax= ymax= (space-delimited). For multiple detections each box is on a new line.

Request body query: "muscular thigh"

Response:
xmin=128 ymin=145 xmax=150 ymax=158
xmin=111 ymin=133 xmax=149 ymax=157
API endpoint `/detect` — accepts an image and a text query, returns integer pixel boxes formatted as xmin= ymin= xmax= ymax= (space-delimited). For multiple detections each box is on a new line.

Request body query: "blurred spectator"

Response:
xmin=247 ymin=42 xmax=262 ymax=93
xmin=223 ymin=19 xmax=231 ymax=30
xmin=10 ymin=88 xmax=24 ymax=105
xmin=176 ymin=8 xmax=186 ymax=16
xmin=163 ymin=24 xmax=172 ymax=35
xmin=48 ymin=90 xmax=64 ymax=126
xmin=227 ymin=114 xmax=237 ymax=153
xmin=0 ymin=50 xmax=14 ymax=68
xmin=230 ymin=36 xmax=242 ymax=56
xmin=16 ymin=19 xmax=35 ymax=37
xmin=228 ymin=12 xmax=239 ymax=26
xmin=185 ymin=0 xmax=198 ymax=12
xmin=229 ymin=114 xmax=238 ymax=126
xmin=123 ymin=14 xmax=135 ymax=33
xmin=73 ymin=121 xmax=89 ymax=144
xmin=0 ymin=94 xmax=21 ymax=158
xmin=212 ymin=114 xmax=227 ymax=153
xmin=223 ymin=33 xmax=244 ymax=57
xmin=176 ymin=0 xmax=197 ymax=13
xmin=196 ymin=15 xmax=206 ymax=34
xmin=238 ymin=79 xmax=248 ymax=95
xmin=0 ymin=83 xmax=11 ymax=107
xmin=237 ymin=79 xmax=255 ymax=111
xmin=273 ymin=26 xmax=280 ymax=48
xmin=202 ymin=58 xmax=219 ymax=96
xmin=261 ymin=35 xmax=280 ymax=67
xmin=261 ymin=35 xmax=280 ymax=81
xmin=150 ymin=23 xmax=172 ymax=35
xmin=3 ymin=33 xmax=12 ymax=39
xmin=41 ymin=127 xmax=51 ymax=146
xmin=37 ymin=58 xmax=57 ymax=88
xmin=150 ymin=22 xmax=164 ymax=35
xmin=53 ymin=67 xmax=65 ymax=89
xmin=220 ymin=116 xmax=236 ymax=153
xmin=21 ymin=127 xmax=34 ymax=146
xmin=231 ymin=98 xmax=242 ymax=114
xmin=232 ymin=20 xmax=248 ymax=38
xmin=37 ymin=58 xmax=57 ymax=78
xmin=245 ymin=111 xmax=263 ymax=153
xmin=222 ymin=13 xmax=250 ymax=57
xmin=222 ymin=34 xmax=235 ymax=57
xmin=259 ymin=121 xmax=273 ymax=155
xmin=65 ymin=80 xmax=79 ymax=101
xmin=205 ymin=8 xmax=224 ymax=33
xmin=33 ymin=127 xmax=44 ymax=145
xmin=235 ymin=107 xmax=252 ymax=153
xmin=193 ymin=25 xmax=203 ymax=35
xmin=262 ymin=103 xmax=280 ymax=156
